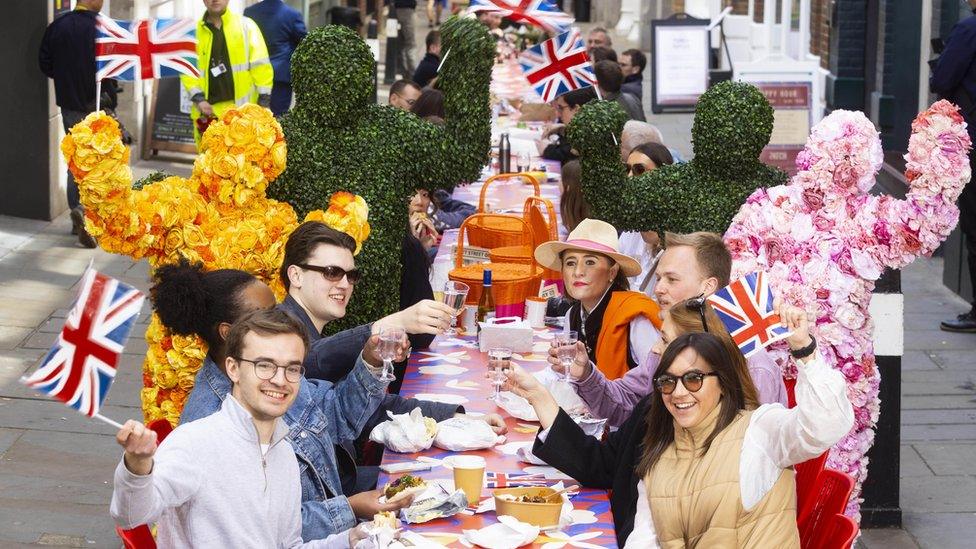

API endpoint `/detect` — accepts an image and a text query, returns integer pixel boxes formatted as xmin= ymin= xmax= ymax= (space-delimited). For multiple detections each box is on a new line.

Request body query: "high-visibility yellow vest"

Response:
xmin=180 ymin=10 xmax=273 ymax=117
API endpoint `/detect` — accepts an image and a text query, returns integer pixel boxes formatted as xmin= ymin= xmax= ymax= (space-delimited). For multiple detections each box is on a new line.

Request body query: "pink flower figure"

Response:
xmin=725 ymin=101 xmax=971 ymax=522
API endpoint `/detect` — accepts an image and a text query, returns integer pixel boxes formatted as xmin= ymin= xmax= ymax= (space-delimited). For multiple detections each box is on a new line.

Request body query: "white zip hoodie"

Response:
xmin=111 ymin=394 xmax=350 ymax=548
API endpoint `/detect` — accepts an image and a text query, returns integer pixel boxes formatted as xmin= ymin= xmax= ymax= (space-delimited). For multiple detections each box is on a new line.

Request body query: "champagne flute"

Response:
xmin=487 ymin=347 xmax=512 ymax=401
xmin=555 ymin=330 xmax=579 ymax=382
xmin=441 ymin=281 xmax=469 ymax=336
xmin=378 ymin=327 xmax=405 ymax=382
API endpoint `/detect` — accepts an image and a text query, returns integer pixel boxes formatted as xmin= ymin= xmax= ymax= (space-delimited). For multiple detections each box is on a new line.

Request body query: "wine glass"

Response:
xmin=487 ymin=347 xmax=513 ymax=401
xmin=516 ymin=151 xmax=531 ymax=173
xmin=441 ymin=281 xmax=469 ymax=336
xmin=554 ymin=330 xmax=579 ymax=382
xmin=378 ymin=327 xmax=405 ymax=382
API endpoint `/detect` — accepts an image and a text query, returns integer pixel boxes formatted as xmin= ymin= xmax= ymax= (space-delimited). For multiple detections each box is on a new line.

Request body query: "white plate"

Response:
xmin=414 ymin=393 xmax=469 ymax=405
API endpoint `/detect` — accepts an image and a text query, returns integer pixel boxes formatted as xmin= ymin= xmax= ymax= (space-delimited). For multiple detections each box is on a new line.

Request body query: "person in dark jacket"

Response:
xmin=538 ymin=86 xmax=598 ymax=165
xmin=413 ymin=29 xmax=441 ymax=88
xmin=931 ymin=0 xmax=976 ymax=332
xmin=394 ymin=0 xmax=419 ymax=77
xmin=620 ymin=49 xmax=645 ymax=101
xmin=595 ymin=60 xmax=646 ymax=122
xmin=38 ymin=0 xmax=103 ymax=248
xmin=244 ymin=0 xmax=307 ymax=116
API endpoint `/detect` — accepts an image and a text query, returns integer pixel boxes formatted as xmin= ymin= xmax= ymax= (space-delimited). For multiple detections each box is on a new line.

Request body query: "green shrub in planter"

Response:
xmin=567 ymin=81 xmax=788 ymax=237
xmin=270 ymin=17 xmax=494 ymax=333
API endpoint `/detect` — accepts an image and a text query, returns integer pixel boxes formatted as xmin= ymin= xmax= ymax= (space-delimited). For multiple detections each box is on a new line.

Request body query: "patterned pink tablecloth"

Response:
xmin=377 ymin=331 xmax=618 ymax=548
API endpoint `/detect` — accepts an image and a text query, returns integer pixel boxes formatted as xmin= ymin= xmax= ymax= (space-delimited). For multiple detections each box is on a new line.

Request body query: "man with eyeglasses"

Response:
xmin=538 ymin=87 xmax=598 ymax=165
xmin=388 ymin=79 xmax=422 ymax=111
xmin=549 ymin=231 xmax=789 ymax=418
xmin=111 ymin=309 xmax=376 ymax=547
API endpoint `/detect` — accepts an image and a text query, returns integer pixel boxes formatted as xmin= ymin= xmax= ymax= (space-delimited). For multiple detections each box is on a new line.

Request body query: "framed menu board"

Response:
xmin=651 ymin=14 xmax=711 ymax=113
xmin=144 ymin=78 xmax=197 ymax=156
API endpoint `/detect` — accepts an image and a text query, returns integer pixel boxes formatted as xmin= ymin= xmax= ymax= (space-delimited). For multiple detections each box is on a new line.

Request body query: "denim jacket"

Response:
xmin=180 ymin=354 xmax=387 ymax=540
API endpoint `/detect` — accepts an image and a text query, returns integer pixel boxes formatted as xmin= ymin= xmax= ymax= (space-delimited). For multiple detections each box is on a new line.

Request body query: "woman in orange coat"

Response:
xmin=534 ymin=218 xmax=662 ymax=379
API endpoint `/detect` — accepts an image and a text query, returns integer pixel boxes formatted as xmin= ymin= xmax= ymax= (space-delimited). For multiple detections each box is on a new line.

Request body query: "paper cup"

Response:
xmin=451 ymin=455 xmax=486 ymax=506
xmin=524 ymin=296 xmax=547 ymax=329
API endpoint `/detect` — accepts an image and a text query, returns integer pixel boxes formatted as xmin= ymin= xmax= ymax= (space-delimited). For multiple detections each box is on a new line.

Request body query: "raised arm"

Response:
xmin=409 ymin=16 xmax=494 ymax=191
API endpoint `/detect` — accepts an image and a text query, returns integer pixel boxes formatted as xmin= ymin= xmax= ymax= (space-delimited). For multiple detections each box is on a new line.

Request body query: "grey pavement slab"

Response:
xmin=900 ymin=445 xmax=934 ymax=477
xmin=901 ymin=409 xmax=976 ymax=425
xmin=902 ymin=512 xmax=976 ymax=549
xmin=913 ymin=443 xmax=976 ymax=476
xmin=901 ymin=351 xmax=942 ymax=371
xmin=902 ymin=423 xmax=976 ymax=442
xmin=927 ymin=350 xmax=976 ymax=370
xmin=900 ymin=476 xmax=976 ymax=513
xmin=857 ymin=526 xmax=920 ymax=549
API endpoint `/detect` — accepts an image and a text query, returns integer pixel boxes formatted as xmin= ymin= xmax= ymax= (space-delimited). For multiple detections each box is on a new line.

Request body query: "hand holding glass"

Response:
xmin=555 ymin=331 xmax=579 ymax=382
xmin=441 ymin=281 xmax=469 ymax=336
xmin=378 ymin=327 xmax=405 ymax=382
xmin=487 ymin=347 xmax=513 ymax=401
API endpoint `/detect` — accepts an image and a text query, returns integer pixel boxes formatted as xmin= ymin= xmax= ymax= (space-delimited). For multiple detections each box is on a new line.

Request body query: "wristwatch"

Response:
xmin=789 ymin=336 xmax=817 ymax=359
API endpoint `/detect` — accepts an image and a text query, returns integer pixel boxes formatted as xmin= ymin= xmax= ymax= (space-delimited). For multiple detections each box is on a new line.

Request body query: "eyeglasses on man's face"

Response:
xmin=235 ymin=357 xmax=305 ymax=383
xmin=297 ymin=264 xmax=362 ymax=284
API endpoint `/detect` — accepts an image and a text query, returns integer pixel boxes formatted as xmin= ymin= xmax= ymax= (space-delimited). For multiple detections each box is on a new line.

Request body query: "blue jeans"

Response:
xmin=61 ymin=109 xmax=89 ymax=209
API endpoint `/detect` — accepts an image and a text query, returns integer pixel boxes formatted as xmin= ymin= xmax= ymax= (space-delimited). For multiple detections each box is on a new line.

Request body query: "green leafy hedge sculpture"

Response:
xmin=567 ymin=81 xmax=788 ymax=236
xmin=269 ymin=17 xmax=494 ymax=333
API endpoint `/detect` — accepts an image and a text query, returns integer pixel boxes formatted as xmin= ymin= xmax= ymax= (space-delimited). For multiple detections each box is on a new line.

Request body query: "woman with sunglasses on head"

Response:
xmin=550 ymin=296 xmax=794 ymax=428
xmin=535 ymin=218 xmax=663 ymax=380
xmin=504 ymin=306 xmax=853 ymax=547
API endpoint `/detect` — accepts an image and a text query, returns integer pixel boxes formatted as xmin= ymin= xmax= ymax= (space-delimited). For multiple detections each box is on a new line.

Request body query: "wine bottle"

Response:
xmin=477 ymin=269 xmax=495 ymax=324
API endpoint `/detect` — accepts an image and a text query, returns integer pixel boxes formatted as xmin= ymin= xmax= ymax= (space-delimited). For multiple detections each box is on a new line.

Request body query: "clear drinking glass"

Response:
xmin=517 ymin=151 xmax=531 ymax=173
xmin=555 ymin=330 xmax=579 ymax=382
xmin=441 ymin=281 xmax=469 ymax=336
xmin=487 ymin=347 xmax=513 ymax=401
xmin=378 ymin=327 xmax=405 ymax=382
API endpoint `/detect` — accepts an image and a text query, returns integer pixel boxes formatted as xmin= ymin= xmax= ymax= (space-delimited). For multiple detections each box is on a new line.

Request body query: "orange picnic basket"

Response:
xmin=488 ymin=196 xmax=561 ymax=280
xmin=465 ymin=173 xmax=541 ymax=249
xmin=449 ymin=213 xmax=542 ymax=309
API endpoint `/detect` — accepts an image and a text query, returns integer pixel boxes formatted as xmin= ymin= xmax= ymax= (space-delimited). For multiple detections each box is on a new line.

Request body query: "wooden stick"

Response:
xmin=95 ymin=79 xmax=102 ymax=112
xmin=436 ymin=47 xmax=451 ymax=73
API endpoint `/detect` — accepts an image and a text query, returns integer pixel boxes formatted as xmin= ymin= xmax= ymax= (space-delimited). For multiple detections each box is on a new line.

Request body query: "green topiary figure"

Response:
xmin=567 ymin=81 xmax=789 ymax=236
xmin=269 ymin=17 xmax=494 ymax=333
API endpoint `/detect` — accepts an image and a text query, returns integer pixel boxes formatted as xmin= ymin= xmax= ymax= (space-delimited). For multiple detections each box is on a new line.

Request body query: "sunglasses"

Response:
xmin=685 ymin=294 xmax=709 ymax=333
xmin=626 ymin=163 xmax=650 ymax=176
xmin=297 ymin=264 xmax=362 ymax=284
xmin=654 ymin=371 xmax=719 ymax=394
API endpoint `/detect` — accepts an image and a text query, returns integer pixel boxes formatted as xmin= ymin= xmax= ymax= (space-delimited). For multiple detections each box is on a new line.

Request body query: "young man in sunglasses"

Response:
xmin=112 ymin=309 xmax=375 ymax=547
xmin=547 ymin=231 xmax=789 ymax=427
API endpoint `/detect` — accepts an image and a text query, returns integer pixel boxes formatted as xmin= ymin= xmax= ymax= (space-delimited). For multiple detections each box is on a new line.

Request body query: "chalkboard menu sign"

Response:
xmin=145 ymin=78 xmax=197 ymax=156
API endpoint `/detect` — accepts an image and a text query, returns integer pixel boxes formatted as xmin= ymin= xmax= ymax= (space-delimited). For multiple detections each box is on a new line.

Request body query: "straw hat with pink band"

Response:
xmin=534 ymin=219 xmax=643 ymax=277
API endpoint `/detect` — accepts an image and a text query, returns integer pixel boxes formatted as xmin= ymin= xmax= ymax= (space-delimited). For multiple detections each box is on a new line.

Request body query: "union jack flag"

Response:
xmin=486 ymin=471 xmax=552 ymax=488
xmin=468 ymin=0 xmax=574 ymax=34
xmin=21 ymin=268 xmax=145 ymax=418
xmin=706 ymin=272 xmax=791 ymax=358
xmin=518 ymin=29 xmax=595 ymax=103
xmin=95 ymin=16 xmax=199 ymax=81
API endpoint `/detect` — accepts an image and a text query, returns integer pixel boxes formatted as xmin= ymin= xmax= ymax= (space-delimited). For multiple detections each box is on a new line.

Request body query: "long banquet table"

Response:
xmin=377 ymin=331 xmax=619 ymax=548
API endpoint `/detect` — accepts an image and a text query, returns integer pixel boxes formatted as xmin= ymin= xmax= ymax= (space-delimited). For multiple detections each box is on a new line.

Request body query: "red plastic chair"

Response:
xmin=795 ymin=451 xmax=829 ymax=526
xmin=116 ymin=420 xmax=173 ymax=549
xmin=806 ymin=512 xmax=859 ymax=549
xmin=798 ymin=469 xmax=855 ymax=548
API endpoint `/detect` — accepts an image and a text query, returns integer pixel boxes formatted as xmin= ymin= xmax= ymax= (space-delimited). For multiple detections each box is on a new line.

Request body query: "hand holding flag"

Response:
xmin=20 ymin=267 xmax=145 ymax=428
xmin=706 ymin=271 xmax=792 ymax=358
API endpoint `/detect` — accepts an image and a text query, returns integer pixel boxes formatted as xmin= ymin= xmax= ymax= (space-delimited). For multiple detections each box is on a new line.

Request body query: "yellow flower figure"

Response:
xmin=61 ymin=105 xmax=370 ymax=425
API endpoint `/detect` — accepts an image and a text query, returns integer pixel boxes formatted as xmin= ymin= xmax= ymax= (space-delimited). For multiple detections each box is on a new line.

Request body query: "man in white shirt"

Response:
xmin=111 ymin=309 xmax=375 ymax=548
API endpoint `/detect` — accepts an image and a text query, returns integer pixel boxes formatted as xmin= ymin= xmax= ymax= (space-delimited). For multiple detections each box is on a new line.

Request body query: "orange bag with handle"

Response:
xmin=449 ymin=213 xmax=542 ymax=313
xmin=465 ymin=173 xmax=540 ymax=249
xmin=489 ymin=196 xmax=561 ymax=280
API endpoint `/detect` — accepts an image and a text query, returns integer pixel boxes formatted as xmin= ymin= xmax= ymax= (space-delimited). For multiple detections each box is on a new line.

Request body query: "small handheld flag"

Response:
xmin=95 ymin=16 xmax=199 ymax=82
xmin=485 ymin=471 xmax=553 ymax=488
xmin=706 ymin=271 xmax=792 ymax=358
xmin=21 ymin=267 xmax=145 ymax=428
xmin=468 ymin=0 xmax=574 ymax=34
xmin=518 ymin=29 xmax=595 ymax=103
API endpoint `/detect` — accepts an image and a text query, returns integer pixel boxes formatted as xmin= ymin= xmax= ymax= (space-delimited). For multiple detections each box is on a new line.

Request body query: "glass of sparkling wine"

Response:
xmin=555 ymin=330 xmax=579 ymax=382
xmin=487 ymin=347 xmax=512 ymax=401
xmin=441 ymin=281 xmax=469 ymax=336
xmin=378 ymin=327 xmax=405 ymax=382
